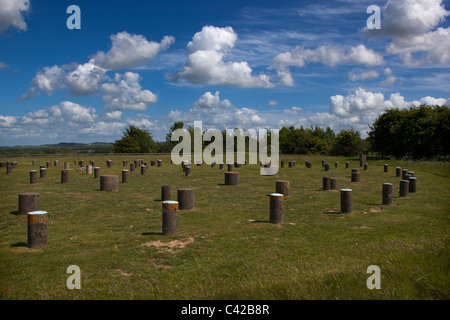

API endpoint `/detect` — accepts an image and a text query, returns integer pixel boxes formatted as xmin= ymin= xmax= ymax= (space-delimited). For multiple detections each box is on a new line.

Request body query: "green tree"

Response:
xmin=332 ymin=128 xmax=365 ymax=156
xmin=112 ymin=136 xmax=140 ymax=153
xmin=368 ymin=105 xmax=450 ymax=158
xmin=113 ymin=125 xmax=158 ymax=153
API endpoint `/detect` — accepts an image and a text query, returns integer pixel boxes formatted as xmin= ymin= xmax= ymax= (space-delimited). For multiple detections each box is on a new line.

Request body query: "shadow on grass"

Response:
xmin=9 ymin=211 xmax=20 ymax=215
xmin=323 ymin=211 xmax=341 ymax=214
xmin=141 ymin=232 xmax=163 ymax=236
xmin=249 ymin=220 xmax=271 ymax=224
xmin=11 ymin=242 xmax=27 ymax=248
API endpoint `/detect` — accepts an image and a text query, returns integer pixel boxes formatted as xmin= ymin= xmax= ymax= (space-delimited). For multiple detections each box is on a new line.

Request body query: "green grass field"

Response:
xmin=0 ymin=155 xmax=449 ymax=299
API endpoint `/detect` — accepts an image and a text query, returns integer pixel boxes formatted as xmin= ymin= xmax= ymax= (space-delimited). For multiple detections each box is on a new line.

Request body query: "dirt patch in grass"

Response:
xmin=141 ymin=237 xmax=195 ymax=253
xmin=117 ymin=268 xmax=134 ymax=277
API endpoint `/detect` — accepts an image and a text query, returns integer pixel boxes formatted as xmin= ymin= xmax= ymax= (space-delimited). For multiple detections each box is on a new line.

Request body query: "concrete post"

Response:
xmin=269 ymin=193 xmax=284 ymax=224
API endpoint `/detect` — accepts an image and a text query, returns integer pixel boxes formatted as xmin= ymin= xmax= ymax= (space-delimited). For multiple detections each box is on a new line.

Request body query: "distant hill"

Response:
xmin=0 ymin=142 xmax=114 ymax=155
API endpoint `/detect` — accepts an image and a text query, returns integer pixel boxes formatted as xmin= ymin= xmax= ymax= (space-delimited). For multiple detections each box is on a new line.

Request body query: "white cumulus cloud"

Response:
xmin=168 ymin=91 xmax=268 ymax=129
xmin=366 ymin=0 xmax=450 ymax=66
xmin=91 ymin=31 xmax=175 ymax=70
xmin=272 ymin=44 xmax=384 ymax=86
xmin=0 ymin=0 xmax=30 ymax=34
xmin=168 ymin=26 xmax=274 ymax=88
xmin=101 ymin=72 xmax=158 ymax=110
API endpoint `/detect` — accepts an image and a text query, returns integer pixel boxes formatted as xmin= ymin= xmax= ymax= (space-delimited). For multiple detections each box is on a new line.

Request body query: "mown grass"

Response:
xmin=0 ymin=155 xmax=449 ymax=300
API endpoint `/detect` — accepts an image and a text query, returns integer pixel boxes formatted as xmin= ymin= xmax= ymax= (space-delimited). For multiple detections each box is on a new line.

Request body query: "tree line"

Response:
xmin=112 ymin=104 xmax=449 ymax=159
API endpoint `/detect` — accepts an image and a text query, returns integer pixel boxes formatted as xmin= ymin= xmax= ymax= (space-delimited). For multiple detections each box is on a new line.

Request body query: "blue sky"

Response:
xmin=0 ymin=0 xmax=449 ymax=146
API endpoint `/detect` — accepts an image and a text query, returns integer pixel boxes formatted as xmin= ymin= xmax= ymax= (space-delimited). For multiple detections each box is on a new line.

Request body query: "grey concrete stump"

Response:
xmin=408 ymin=177 xmax=417 ymax=193
xmin=340 ymin=189 xmax=353 ymax=213
xmin=100 ymin=175 xmax=119 ymax=192
xmin=47 ymin=161 xmax=52 ymax=168
xmin=401 ymin=169 xmax=408 ymax=180
xmin=162 ymin=201 xmax=179 ymax=236
xmin=399 ymin=180 xmax=409 ymax=197
xmin=27 ymin=210 xmax=48 ymax=248
xmin=323 ymin=177 xmax=331 ymax=190
xmin=140 ymin=165 xmax=147 ymax=175
xmin=86 ymin=165 xmax=92 ymax=175
xmin=64 ymin=162 xmax=70 ymax=170
xmin=289 ymin=161 xmax=293 ymax=167
xmin=130 ymin=163 xmax=135 ymax=172
xmin=122 ymin=170 xmax=129 ymax=183
xmin=185 ymin=166 xmax=191 ymax=176
xmin=346 ymin=162 xmax=349 ymax=168
xmin=107 ymin=160 xmax=113 ymax=168
xmin=280 ymin=160 xmax=284 ymax=168
xmin=364 ymin=163 xmax=368 ymax=170
xmin=151 ymin=160 xmax=157 ymax=166
xmin=330 ymin=178 xmax=338 ymax=190
xmin=91 ymin=161 xmax=95 ymax=167
xmin=61 ymin=169 xmax=69 ymax=184
xmin=275 ymin=180 xmax=290 ymax=197
xmin=335 ymin=162 xmax=338 ymax=168
xmin=219 ymin=163 xmax=224 ymax=170
xmin=269 ymin=193 xmax=284 ymax=224
xmin=384 ymin=164 xmax=389 ymax=173
xmin=324 ymin=163 xmax=331 ymax=171
xmin=321 ymin=160 xmax=325 ymax=167
xmin=292 ymin=160 xmax=296 ymax=167
xmin=396 ymin=167 xmax=401 ymax=177
xmin=30 ymin=170 xmax=38 ymax=184
xmin=39 ymin=167 xmax=47 ymax=178
xmin=79 ymin=160 xmax=85 ymax=167
xmin=32 ymin=160 xmax=36 ymax=166
xmin=19 ymin=192 xmax=40 ymax=215
xmin=351 ymin=171 xmax=360 ymax=182
xmin=211 ymin=162 xmax=216 ymax=168
xmin=408 ymin=171 xmax=415 ymax=177
xmin=157 ymin=160 xmax=162 ymax=167
xmin=227 ymin=164 xmax=233 ymax=172
xmin=382 ymin=183 xmax=393 ymax=205
xmin=94 ymin=167 xmax=100 ymax=178
xmin=161 ymin=185 xmax=171 ymax=201
xmin=225 ymin=172 xmax=239 ymax=185
xmin=234 ymin=161 xmax=242 ymax=168
xmin=177 ymin=188 xmax=195 ymax=210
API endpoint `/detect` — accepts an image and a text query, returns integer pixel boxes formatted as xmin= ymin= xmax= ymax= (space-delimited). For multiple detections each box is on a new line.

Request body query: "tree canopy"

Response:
xmin=368 ymin=105 xmax=450 ymax=159
xmin=113 ymin=125 xmax=158 ymax=153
